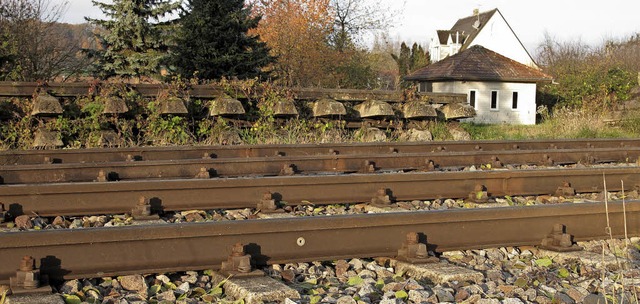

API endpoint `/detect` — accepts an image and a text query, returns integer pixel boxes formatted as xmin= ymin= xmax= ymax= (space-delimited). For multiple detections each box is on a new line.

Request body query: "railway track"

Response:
xmin=0 ymin=147 xmax=637 ymax=185
xmin=2 ymin=138 xmax=638 ymax=165
xmin=1 ymin=201 xmax=638 ymax=284
xmin=2 ymin=166 xmax=639 ymax=217
xmin=2 ymin=139 xmax=639 ymax=297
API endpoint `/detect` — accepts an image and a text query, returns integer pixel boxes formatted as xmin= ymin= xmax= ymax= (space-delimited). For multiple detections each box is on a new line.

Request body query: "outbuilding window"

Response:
xmin=490 ymin=90 xmax=498 ymax=110
xmin=512 ymin=92 xmax=518 ymax=109
xmin=468 ymin=90 xmax=477 ymax=109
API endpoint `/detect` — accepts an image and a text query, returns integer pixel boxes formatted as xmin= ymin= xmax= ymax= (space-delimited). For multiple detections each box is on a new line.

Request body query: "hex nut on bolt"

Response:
xmin=131 ymin=196 xmax=159 ymax=220
xmin=396 ymin=232 xmax=437 ymax=263
xmin=195 ymin=167 xmax=210 ymax=179
xmin=96 ymin=170 xmax=107 ymax=182
xmin=220 ymin=243 xmax=264 ymax=277
xmin=9 ymin=255 xmax=53 ymax=295
xmin=540 ymin=224 xmax=581 ymax=252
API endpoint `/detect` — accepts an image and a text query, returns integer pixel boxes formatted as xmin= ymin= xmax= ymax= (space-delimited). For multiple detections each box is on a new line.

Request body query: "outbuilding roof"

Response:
xmin=405 ymin=45 xmax=552 ymax=83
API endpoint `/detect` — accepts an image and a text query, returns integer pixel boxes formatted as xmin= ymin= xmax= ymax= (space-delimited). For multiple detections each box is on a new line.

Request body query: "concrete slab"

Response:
xmin=210 ymin=96 xmax=245 ymax=116
xmin=439 ymin=102 xmax=475 ymax=120
xmin=6 ymin=294 xmax=63 ymax=304
xmin=273 ymin=99 xmax=298 ymax=117
xmin=538 ymin=249 xmax=623 ymax=268
xmin=359 ymin=127 xmax=387 ymax=142
xmin=31 ymin=93 xmax=63 ymax=115
xmin=212 ymin=272 xmax=300 ymax=304
xmin=312 ymin=98 xmax=346 ymax=117
xmin=102 ymin=96 xmax=129 ymax=114
xmin=394 ymin=260 xmax=483 ymax=284
xmin=32 ymin=129 xmax=63 ymax=148
xmin=130 ymin=219 xmax=167 ymax=226
xmin=401 ymin=129 xmax=433 ymax=142
xmin=256 ymin=212 xmax=296 ymax=219
xmin=353 ymin=100 xmax=394 ymax=118
xmin=159 ymin=96 xmax=188 ymax=115
xmin=364 ymin=205 xmax=410 ymax=213
xmin=402 ymin=101 xmax=437 ymax=119
xmin=464 ymin=201 xmax=510 ymax=209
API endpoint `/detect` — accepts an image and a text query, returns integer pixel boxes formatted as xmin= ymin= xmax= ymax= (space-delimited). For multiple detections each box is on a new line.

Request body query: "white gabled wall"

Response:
xmin=430 ymin=81 xmax=537 ymax=125
xmin=429 ymin=11 xmax=538 ymax=68
xmin=470 ymin=12 xmax=537 ymax=68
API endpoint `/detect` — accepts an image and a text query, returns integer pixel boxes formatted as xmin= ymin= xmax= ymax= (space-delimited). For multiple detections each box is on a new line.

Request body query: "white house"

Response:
xmin=406 ymin=45 xmax=552 ymax=125
xmin=429 ymin=8 xmax=538 ymax=68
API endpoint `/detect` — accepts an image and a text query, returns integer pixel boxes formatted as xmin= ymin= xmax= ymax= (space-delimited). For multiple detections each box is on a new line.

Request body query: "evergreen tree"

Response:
xmin=391 ymin=42 xmax=411 ymax=78
xmin=170 ymin=0 xmax=273 ymax=80
xmin=409 ymin=43 xmax=429 ymax=72
xmin=86 ymin=0 xmax=181 ymax=79
xmin=392 ymin=42 xmax=430 ymax=79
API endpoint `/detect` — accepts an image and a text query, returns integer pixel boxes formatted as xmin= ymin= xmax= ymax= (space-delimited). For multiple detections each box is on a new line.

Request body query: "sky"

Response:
xmin=55 ymin=0 xmax=640 ymax=54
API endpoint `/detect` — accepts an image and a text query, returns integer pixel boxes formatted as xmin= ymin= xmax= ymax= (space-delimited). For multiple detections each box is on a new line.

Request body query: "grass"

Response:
xmin=462 ymin=108 xmax=640 ymax=140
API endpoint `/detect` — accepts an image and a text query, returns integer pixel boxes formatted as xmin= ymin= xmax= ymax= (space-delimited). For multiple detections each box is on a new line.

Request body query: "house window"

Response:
xmin=512 ymin=92 xmax=518 ymax=109
xmin=490 ymin=91 xmax=499 ymax=110
xmin=468 ymin=90 xmax=477 ymax=108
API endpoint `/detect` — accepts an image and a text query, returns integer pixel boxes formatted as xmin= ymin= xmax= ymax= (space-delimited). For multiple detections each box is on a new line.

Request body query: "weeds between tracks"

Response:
xmin=599 ymin=177 xmax=640 ymax=303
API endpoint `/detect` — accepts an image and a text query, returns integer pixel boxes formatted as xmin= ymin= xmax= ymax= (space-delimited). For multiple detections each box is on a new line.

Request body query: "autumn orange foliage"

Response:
xmin=250 ymin=0 xmax=339 ymax=87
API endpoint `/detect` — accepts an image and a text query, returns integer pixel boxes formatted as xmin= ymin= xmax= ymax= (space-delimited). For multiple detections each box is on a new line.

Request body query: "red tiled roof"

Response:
xmin=405 ymin=45 xmax=552 ymax=83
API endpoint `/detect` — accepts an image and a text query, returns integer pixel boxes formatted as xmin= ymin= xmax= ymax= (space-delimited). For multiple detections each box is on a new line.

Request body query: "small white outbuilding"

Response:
xmin=406 ymin=45 xmax=552 ymax=125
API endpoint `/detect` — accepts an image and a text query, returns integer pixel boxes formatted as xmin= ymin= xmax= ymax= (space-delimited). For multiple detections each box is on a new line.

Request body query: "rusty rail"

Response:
xmin=1 ymin=147 xmax=638 ymax=184
xmin=0 ymin=201 xmax=638 ymax=284
xmin=2 ymin=167 xmax=639 ymax=217
xmin=1 ymin=138 xmax=637 ymax=166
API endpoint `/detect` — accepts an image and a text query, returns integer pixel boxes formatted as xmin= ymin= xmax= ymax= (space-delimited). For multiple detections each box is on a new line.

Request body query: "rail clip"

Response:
xmin=132 ymin=196 xmax=160 ymax=220
xmin=468 ymin=184 xmax=488 ymax=203
xmin=539 ymin=224 xmax=582 ymax=252
xmin=370 ymin=188 xmax=393 ymax=207
xmin=257 ymin=192 xmax=283 ymax=214
xmin=220 ymin=243 xmax=264 ymax=278
xmin=555 ymin=182 xmax=576 ymax=197
xmin=9 ymin=256 xmax=51 ymax=295
xmin=396 ymin=232 xmax=438 ymax=264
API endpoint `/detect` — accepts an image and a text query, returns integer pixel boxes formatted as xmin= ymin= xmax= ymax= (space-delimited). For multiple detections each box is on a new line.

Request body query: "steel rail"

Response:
xmin=0 ymin=202 xmax=638 ymax=284
xmin=1 ymin=138 xmax=637 ymax=165
xmin=2 ymin=167 xmax=640 ymax=217
xmin=1 ymin=147 xmax=639 ymax=185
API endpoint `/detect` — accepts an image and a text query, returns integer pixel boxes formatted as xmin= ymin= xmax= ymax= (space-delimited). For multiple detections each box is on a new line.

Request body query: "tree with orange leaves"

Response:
xmin=251 ymin=0 xmax=398 ymax=89
xmin=250 ymin=0 xmax=337 ymax=87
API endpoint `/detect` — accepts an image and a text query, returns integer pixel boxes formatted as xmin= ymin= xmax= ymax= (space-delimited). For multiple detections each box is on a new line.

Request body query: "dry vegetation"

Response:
xmin=462 ymin=107 xmax=640 ymax=140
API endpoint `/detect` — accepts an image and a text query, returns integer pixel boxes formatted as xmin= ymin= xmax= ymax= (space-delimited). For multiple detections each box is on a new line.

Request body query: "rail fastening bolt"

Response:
xmin=20 ymin=255 xmax=34 ymax=272
xmin=232 ymin=243 xmax=245 ymax=257
xmin=406 ymin=232 xmax=419 ymax=245
xmin=138 ymin=196 xmax=148 ymax=206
